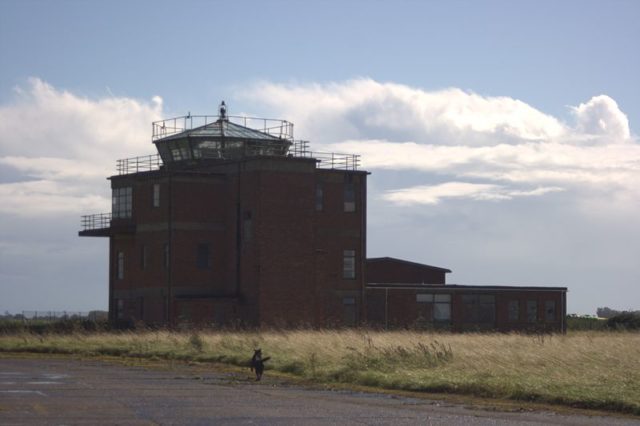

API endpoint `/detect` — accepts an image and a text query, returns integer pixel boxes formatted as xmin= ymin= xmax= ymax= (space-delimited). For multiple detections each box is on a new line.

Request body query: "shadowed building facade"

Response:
xmin=80 ymin=104 xmax=367 ymax=327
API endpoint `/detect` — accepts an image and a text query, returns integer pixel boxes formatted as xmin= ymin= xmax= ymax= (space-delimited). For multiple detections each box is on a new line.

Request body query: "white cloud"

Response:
xmin=240 ymin=79 xmax=638 ymax=208
xmin=383 ymin=182 xmax=564 ymax=205
xmin=0 ymin=78 xmax=163 ymax=216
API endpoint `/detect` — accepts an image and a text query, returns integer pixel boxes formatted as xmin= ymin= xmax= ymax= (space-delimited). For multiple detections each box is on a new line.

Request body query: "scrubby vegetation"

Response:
xmin=1 ymin=328 xmax=639 ymax=415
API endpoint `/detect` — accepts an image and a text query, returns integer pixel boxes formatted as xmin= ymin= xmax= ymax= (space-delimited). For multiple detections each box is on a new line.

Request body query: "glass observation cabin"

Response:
xmin=152 ymin=102 xmax=295 ymax=165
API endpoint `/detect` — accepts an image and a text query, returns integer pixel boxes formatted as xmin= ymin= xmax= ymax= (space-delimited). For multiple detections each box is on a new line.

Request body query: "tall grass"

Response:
xmin=1 ymin=329 xmax=638 ymax=415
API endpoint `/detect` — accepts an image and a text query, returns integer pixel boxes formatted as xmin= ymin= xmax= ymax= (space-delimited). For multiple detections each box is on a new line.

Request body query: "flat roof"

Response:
xmin=366 ymin=283 xmax=567 ymax=292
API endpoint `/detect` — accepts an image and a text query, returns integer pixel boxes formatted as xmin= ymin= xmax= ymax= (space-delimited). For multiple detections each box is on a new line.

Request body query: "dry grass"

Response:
xmin=1 ymin=329 xmax=639 ymax=414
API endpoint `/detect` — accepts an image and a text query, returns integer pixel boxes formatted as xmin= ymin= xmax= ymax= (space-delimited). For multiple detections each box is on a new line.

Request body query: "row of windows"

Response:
xmin=118 ymin=246 xmax=358 ymax=280
xmin=508 ymin=299 xmax=556 ymax=322
xmin=116 ymin=179 xmax=356 ymax=218
xmin=414 ymin=294 xmax=557 ymax=323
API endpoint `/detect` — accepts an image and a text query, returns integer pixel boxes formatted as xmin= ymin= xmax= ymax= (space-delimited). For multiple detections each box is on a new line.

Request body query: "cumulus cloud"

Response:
xmin=240 ymin=79 xmax=638 ymax=208
xmin=0 ymin=78 xmax=163 ymax=215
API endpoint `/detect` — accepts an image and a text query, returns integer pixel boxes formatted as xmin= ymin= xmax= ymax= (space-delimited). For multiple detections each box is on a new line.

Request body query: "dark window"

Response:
xmin=197 ymin=243 xmax=210 ymax=269
xmin=508 ymin=300 xmax=519 ymax=321
xmin=545 ymin=300 xmax=556 ymax=322
xmin=163 ymin=244 xmax=170 ymax=269
xmin=462 ymin=294 xmax=496 ymax=324
xmin=116 ymin=299 xmax=124 ymax=320
xmin=243 ymin=211 xmax=252 ymax=242
xmin=117 ymin=252 xmax=124 ymax=280
xmin=152 ymin=184 xmax=160 ymax=208
xmin=343 ymin=249 xmax=356 ymax=279
xmin=315 ymin=183 xmax=323 ymax=212
xmin=112 ymin=187 xmax=132 ymax=218
xmin=527 ymin=300 xmax=538 ymax=323
xmin=140 ymin=245 xmax=147 ymax=270
xmin=344 ymin=182 xmax=355 ymax=212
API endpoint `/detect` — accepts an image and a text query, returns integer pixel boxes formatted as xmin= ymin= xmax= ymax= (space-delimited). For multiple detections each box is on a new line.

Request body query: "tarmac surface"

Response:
xmin=0 ymin=357 xmax=638 ymax=425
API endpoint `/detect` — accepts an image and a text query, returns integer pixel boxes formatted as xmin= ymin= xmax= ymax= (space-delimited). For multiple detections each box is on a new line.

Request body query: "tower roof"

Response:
xmin=155 ymin=119 xmax=284 ymax=143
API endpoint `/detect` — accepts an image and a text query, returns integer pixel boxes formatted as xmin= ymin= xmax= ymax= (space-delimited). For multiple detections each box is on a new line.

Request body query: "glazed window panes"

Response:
xmin=112 ymin=187 xmax=132 ymax=218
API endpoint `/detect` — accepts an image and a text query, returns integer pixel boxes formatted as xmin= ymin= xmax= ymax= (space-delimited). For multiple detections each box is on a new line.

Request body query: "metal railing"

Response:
xmin=152 ymin=114 xmax=294 ymax=141
xmin=116 ymin=154 xmax=162 ymax=175
xmin=80 ymin=213 xmax=111 ymax=231
xmin=292 ymin=141 xmax=360 ymax=170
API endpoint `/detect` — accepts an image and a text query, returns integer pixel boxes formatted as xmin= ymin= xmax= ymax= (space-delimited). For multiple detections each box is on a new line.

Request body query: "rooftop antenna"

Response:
xmin=219 ymin=100 xmax=227 ymax=121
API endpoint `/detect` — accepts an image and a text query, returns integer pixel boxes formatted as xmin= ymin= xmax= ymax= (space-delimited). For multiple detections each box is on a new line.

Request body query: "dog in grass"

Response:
xmin=250 ymin=348 xmax=270 ymax=381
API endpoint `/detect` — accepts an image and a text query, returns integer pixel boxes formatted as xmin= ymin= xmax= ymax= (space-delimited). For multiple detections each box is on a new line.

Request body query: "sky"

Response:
xmin=0 ymin=0 xmax=638 ymax=315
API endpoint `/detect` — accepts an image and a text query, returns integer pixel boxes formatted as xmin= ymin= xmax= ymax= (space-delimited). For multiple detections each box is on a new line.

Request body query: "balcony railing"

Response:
xmin=80 ymin=213 xmax=111 ymax=231
xmin=116 ymin=154 xmax=162 ymax=175
xmin=292 ymin=141 xmax=360 ymax=170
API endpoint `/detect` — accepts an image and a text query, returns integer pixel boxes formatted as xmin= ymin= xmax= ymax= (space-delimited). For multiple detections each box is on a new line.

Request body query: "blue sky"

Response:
xmin=0 ymin=0 xmax=638 ymax=315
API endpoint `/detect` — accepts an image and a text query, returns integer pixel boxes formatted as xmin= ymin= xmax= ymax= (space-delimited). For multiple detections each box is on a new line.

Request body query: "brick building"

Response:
xmin=365 ymin=257 xmax=567 ymax=332
xmin=80 ymin=104 xmax=367 ymax=327
xmin=79 ymin=104 xmax=567 ymax=331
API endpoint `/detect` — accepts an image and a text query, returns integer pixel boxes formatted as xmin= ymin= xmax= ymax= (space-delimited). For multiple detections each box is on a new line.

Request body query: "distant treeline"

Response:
xmin=596 ymin=307 xmax=640 ymax=319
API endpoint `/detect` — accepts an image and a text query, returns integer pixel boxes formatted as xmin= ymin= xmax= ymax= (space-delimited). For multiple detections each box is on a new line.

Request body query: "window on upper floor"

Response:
xmin=163 ymin=243 xmax=170 ymax=270
xmin=117 ymin=252 xmax=124 ymax=280
xmin=344 ymin=181 xmax=355 ymax=212
xmin=315 ymin=182 xmax=323 ymax=212
xmin=343 ymin=249 xmax=356 ymax=279
xmin=196 ymin=243 xmax=210 ymax=269
xmin=243 ymin=211 xmax=253 ymax=243
xmin=140 ymin=245 xmax=147 ymax=270
xmin=153 ymin=184 xmax=160 ymax=208
xmin=112 ymin=187 xmax=132 ymax=218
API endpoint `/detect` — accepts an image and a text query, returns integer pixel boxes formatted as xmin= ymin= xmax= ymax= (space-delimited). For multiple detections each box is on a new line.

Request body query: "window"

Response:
xmin=527 ymin=300 xmax=538 ymax=323
xmin=545 ymin=300 xmax=556 ymax=322
xmin=416 ymin=294 xmax=434 ymax=303
xmin=416 ymin=293 xmax=451 ymax=323
xmin=116 ymin=299 xmax=124 ymax=319
xmin=434 ymin=294 xmax=451 ymax=321
xmin=112 ymin=187 xmax=132 ymax=218
xmin=462 ymin=294 xmax=496 ymax=324
xmin=342 ymin=297 xmax=355 ymax=305
xmin=315 ymin=183 xmax=323 ymax=212
xmin=196 ymin=243 xmax=210 ymax=269
xmin=153 ymin=184 xmax=160 ymax=208
xmin=343 ymin=249 xmax=356 ymax=279
xmin=243 ymin=211 xmax=252 ymax=242
xmin=171 ymin=146 xmax=191 ymax=161
xmin=344 ymin=182 xmax=355 ymax=212
xmin=163 ymin=244 xmax=170 ymax=269
xmin=140 ymin=245 xmax=147 ymax=270
xmin=508 ymin=300 xmax=520 ymax=321
xmin=117 ymin=252 xmax=124 ymax=280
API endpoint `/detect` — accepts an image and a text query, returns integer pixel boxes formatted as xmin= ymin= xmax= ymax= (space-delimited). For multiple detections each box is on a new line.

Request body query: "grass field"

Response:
xmin=1 ymin=329 xmax=638 ymax=415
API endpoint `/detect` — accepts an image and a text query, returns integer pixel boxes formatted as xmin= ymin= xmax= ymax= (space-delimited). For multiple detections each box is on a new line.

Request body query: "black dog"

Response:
xmin=250 ymin=349 xmax=270 ymax=381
